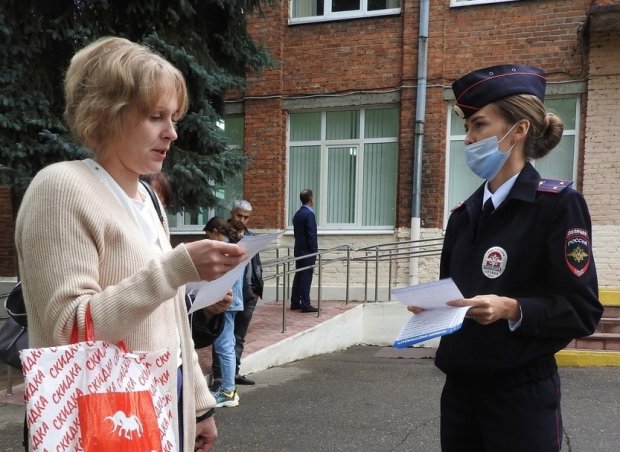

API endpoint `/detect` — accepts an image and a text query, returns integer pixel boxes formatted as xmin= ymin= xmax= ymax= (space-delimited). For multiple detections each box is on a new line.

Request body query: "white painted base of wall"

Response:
xmin=239 ymin=301 xmax=439 ymax=376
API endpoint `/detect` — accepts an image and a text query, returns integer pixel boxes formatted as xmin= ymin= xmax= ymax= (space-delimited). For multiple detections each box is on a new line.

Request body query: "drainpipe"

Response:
xmin=409 ymin=0 xmax=430 ymax=286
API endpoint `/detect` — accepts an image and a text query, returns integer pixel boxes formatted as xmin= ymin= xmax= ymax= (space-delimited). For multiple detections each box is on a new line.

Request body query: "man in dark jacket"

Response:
xmin=290 ymin=189 xmax=319 ymax=313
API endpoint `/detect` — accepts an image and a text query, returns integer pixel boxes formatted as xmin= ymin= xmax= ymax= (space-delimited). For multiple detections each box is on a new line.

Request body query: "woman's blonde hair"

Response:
xmin=64 ymin=36 xmax=188 ymax=149
xmin=494 ymin=94 xmax=564 ymax=160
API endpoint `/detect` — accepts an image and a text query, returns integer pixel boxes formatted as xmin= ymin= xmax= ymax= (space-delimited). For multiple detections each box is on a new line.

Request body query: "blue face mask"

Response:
xmin=464 ymin=123 xmax=518 ymax=181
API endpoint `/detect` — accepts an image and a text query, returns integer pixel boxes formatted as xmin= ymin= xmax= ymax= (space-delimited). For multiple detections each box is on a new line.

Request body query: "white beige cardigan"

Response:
xmin=15 ymin=161 xmax=215 ymax=450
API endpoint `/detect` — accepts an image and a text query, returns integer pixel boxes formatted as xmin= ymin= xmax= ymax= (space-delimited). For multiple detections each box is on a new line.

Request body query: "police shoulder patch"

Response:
xmin=537 ymin=179 xmax=573 ymax=193
xmin=451 ymin=200 xmax=465 ymax=212
xmin=565 ymin=227 xmax=590 ymax=277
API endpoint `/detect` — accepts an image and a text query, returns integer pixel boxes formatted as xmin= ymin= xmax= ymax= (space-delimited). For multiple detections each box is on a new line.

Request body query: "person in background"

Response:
xmin=211 ymin=200 xmax=263 ymax=387
xmin=203 ymin=216 xmax=244 ymax=408
xmin=408 ymin=64 xmax=603 ymax=451
xmin=290 ymin=189 xmax=319 ymax=313
xmin=15 ymin=36 xmax=247 ymax=451
xmin=141 ymin=171 xmax=173 ymax=208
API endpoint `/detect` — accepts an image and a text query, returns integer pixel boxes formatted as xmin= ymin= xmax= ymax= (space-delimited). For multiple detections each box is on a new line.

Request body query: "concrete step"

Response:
xmin=560 ymin=285 xmax=619 ymax=366
xmin=560 ymin=291 xmax=620 ymax=357
xmin=556 ymin=349 xmax=620 ymax=367
xmin=601 ymin=306 xmax=620 ymax=318
xmin=596 ymin=317 xmax=620 ymax=334
xmin=566 ymin=332 xmax=620 ymax=351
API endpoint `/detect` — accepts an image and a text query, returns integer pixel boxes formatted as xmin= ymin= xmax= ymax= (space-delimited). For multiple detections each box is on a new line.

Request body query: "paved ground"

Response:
xmin=3 ymin=345 xmax=618 ymax=451
xmin=194 ymin=299 xmax=362 ymax=374
xmin=211 ymin=346 xmax=620 ymax=452
xmin=2 ymin=291 xmax=619 ymax=451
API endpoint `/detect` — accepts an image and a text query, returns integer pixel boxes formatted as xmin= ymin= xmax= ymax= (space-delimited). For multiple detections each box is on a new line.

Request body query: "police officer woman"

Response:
xmin=409 ymin=65 xmax=603 ymax=451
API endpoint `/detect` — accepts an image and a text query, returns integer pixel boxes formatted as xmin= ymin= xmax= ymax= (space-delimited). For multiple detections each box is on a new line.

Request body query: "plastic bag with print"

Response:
xmin=19 ymin=307 xmax=177 ymax=452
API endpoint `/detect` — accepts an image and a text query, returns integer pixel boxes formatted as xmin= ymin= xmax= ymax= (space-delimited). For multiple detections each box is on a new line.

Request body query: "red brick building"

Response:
xmin=204 ymin=0 xmax=619 ymax=296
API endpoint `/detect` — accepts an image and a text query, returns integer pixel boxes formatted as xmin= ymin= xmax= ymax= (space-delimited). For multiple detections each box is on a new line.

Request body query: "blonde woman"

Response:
xmin=15 ymin=36 xmax=246 ymax=451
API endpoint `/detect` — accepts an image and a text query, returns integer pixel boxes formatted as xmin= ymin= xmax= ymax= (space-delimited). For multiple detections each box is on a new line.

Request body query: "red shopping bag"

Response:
xmin=77 ymin=391 xmax=162 ymax=451
xmin=20 ymin=306 xmax=176 ymax=451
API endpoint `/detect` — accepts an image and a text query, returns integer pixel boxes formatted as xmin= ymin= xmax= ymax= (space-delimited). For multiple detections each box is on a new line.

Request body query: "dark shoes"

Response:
xmin=291 ymin=303 xmax=318 ymax=312
xmin=235 ymin=374 xmax=255 ymax=385
xmin=211 ymin=375 xmax=255 ymax=388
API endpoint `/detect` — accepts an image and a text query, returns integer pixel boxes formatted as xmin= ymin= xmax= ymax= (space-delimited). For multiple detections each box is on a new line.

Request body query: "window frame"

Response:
xmin=450 ymin=0 xmax=520 ymax=7
xmin=287 ymin=107 xmax=399 ymax=231
xmin=289 ymin=0 xmax=401 ymax=25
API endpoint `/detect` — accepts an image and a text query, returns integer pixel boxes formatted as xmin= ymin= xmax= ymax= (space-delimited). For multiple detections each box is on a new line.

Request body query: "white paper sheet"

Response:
xmin=391 ymin=278 xmax=464 ymax=309
xmin=391 ymin=278 xmax=470 ymax=348
xmin=187 ymin=232 xmax=280 ymax=314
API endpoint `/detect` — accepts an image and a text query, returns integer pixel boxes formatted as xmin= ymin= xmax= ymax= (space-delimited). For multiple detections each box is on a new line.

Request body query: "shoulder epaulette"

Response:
xmin=451 ymin=200 xmax=466 ymax=212
xmin=537 ymin=179 xmax=573 ymax=193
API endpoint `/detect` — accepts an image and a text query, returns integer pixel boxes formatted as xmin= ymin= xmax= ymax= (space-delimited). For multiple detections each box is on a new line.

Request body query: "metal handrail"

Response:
xmin=354 ymin=237 xmax=444 ymax=301
xmin=260 ymin=244 xmax=354 ymax=332
xmin=259 ymin=237 xmax=443 ymax=332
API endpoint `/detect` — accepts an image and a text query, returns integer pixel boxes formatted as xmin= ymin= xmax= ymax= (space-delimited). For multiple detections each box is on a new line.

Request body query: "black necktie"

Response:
xmin=480 ymin=198 xmax=495 ymax=224
xmin=476 ymin=198 xmax=495 ymax=239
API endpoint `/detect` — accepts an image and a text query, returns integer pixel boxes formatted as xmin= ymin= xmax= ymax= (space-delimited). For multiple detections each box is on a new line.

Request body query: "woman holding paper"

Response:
xmin=408 ymin=65 xmax=602 ymax=451
xmin=15 ymin=37 xmax=246 ymax=451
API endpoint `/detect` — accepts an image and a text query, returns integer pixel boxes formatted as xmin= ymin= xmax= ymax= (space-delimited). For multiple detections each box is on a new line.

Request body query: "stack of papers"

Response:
xmin=187 ymin=232 xmax=280 ymax=314
xmin=392 ymin=278 xmax=470 ymax=348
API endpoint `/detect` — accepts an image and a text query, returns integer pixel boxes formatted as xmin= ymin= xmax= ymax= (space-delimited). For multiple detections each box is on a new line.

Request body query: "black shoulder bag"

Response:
xmin=1 ymin=281 xmax=28 ymax=368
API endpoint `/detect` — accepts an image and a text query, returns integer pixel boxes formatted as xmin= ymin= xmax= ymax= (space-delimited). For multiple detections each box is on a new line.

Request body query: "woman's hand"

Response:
xmin=185 ymin=239 xmax=247 ymax=281
xmin=448 ymin=295 xmax=520 ymax=325
xmin=407 ymin=305 xmax=424 ymax=315
xmin=204 ymin=291 xmax=233 ymax=315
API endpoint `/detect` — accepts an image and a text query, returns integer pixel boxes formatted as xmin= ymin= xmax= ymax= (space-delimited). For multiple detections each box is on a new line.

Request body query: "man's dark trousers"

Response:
xmin=232 ymin=295 xmax=258 ymax=374
xmin=291 ymin=256 xmax=315 ymax=309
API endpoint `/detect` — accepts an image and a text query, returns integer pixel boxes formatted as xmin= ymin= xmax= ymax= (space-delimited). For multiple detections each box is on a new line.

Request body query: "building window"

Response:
xmin=450 ymin=0 xmax=520 ymax=7
xmin=290 ymin=0 xmax=400 ymax=24
xmin=288 ymin=107 xmax=398 ymax=230
xmin=169 ymin=116 xmax=245 ymax=232
xmin=445 ymin=97 xmax=580 ymax=225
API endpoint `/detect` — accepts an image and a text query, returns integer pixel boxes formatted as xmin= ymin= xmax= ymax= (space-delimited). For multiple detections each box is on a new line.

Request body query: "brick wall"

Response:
xmin=242 ymin=0 xmax=593 ymax=231
xmin=583 ymin=29 xmax=620 ymax=287
xmin=233 ymin=0 xmax=617 ymax=291
xmin=241 ymin=98 xmax=287 ymax=230
xmin=0 ymin=186 xmax=17 ymax=277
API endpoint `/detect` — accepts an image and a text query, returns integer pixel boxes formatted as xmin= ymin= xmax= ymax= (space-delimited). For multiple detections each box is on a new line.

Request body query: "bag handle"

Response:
xmin=69 ymin=305 xmax=94 ymax=343
xmin=140 ymin=179 xmax=164 ymax=224
xmin=69 ymin=305 xmax=127 ymax=351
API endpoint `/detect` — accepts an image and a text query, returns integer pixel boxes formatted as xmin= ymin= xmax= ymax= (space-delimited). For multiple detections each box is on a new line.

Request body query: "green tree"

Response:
xmin=0 ymin=0 xmax=273 ymax=214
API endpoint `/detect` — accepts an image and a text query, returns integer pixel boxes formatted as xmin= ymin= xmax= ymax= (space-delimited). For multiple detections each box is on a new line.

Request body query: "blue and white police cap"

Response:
xmin=452 ymin=64 xmax=546 ymax=119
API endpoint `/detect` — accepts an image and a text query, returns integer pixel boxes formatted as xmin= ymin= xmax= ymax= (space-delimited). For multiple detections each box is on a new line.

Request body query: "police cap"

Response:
xmin=452 ymin=64 xmax=546 ymax=118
